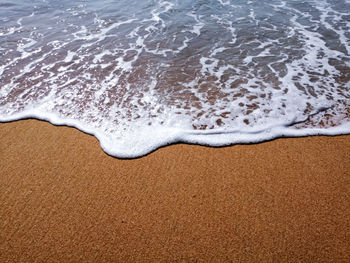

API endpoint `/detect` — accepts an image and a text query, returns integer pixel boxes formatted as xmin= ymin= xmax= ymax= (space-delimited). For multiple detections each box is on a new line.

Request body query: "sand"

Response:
xmin=0 ymin=119 xmax=349 ymax=262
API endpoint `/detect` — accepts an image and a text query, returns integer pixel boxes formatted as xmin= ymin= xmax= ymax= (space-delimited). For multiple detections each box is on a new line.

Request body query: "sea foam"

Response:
xmin=0 ymin=0 xmax=349 ymax=158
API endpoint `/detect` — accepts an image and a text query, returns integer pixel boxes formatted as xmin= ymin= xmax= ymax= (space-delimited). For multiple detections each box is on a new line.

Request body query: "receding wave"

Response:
xmin=0 ymin=0 xmax=349 ymax=157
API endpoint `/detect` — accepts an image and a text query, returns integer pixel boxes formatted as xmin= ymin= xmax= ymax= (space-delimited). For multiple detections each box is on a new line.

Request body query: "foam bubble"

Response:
xmin=0 ymin=0 xmax=349 ymax=158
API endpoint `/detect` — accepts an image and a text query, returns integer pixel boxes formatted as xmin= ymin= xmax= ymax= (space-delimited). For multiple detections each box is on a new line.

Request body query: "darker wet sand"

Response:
xmin=0 ymin=119 xmax=349 ymax=262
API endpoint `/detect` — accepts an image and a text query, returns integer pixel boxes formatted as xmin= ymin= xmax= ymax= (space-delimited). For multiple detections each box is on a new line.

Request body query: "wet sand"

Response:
xmin=0 ymin=119 xmax=349 ymax=262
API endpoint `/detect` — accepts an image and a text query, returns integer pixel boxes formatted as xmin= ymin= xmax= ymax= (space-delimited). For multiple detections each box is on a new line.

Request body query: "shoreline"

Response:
xmin=2 ymin=114 xmax=350 ymax=159
xmin=1 ymin=119 xmax=349 ymax=262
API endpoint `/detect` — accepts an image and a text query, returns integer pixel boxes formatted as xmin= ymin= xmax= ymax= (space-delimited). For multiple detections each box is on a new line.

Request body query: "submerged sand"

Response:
xmin=0 ymin=119 xmax=349 ymax=262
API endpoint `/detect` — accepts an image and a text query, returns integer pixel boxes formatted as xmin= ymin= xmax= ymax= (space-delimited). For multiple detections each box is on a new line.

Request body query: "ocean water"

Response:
xmin=0 ymin=0 xmax=349 ymax=158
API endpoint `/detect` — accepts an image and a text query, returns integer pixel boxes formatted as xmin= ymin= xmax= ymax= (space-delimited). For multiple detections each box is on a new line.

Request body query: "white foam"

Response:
xmin=0 ymin=0 xmax=349 ymax=158
xmin=1 ymin=108 xmax=350 ymax=158
xmin=217 ymin=0 xmax=231 ymax=6
xmin=64 ymin=51 xmax=76 ymax=63
xmin=187 ymin=13 xmax=205 ymax=36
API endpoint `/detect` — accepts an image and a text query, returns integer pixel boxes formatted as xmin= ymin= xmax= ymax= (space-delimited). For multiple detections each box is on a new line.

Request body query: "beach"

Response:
xmin=1 ymin=0 xmax=350 ymax=261
xmin=0 ymin=119 xmax=349 ymax=262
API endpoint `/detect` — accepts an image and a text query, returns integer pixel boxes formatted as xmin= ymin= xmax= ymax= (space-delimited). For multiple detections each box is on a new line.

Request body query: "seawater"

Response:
xmin=0 ymin=0 xmax=349 ymax=158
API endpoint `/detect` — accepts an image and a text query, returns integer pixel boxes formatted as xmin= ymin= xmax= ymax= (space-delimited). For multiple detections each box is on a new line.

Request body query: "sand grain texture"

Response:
xmin=0 ymin=120 xmax=349 ymax=262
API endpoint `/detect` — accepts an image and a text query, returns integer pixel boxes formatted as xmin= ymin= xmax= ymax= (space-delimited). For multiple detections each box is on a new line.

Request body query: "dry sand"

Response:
xmin=0 ymin=119 xmax=349 ymax=262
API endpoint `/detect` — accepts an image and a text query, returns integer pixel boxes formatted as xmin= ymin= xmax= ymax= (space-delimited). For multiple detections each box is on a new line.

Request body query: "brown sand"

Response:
xmin=0 ymin=119 xmax=349 ymax=262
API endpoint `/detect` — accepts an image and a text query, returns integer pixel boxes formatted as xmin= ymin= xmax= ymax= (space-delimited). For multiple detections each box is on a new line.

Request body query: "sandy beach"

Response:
xmin=0 ymin=119 xmax=349 ymax=262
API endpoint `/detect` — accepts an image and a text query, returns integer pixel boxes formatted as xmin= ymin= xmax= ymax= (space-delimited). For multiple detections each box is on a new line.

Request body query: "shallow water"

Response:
xmin=0 ymin=0 xmax=349 ymax=157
